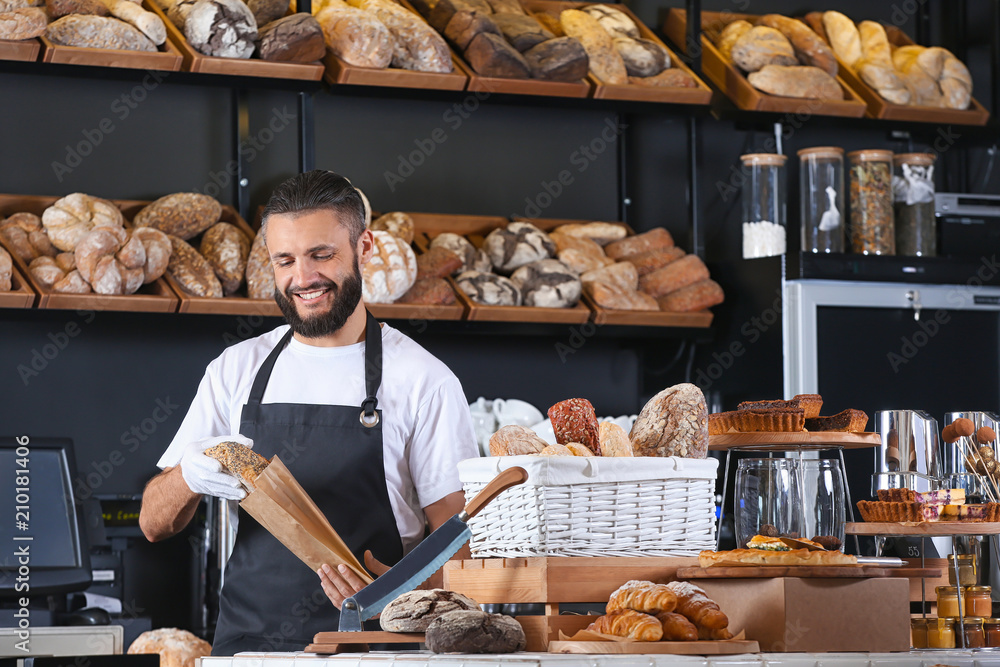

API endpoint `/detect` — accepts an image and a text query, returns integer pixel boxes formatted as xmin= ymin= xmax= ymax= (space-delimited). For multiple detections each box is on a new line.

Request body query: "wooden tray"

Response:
xmin=523 ymin=0 xmax=712 ymax=105
xmin=443 ymin=556 xmax=700 ymax=604
xmin=677 ymin=565 xmax=942 ymax=579
xmin=582 ymin=291 xmax=713 ymax=327
xmin=0 ymin=264 xmax=38 ymax=309
xmin=663 ymin=10 xmax=867 ymax=118
xmin=0 ymin=194 xmax=179 ymax=313
xmin=410 ymin=212 xmax=593 ymax=324
xmin=148 ymin=0 xmax=323 ymax=79
xmin=0 ymin=38 xmax=40 ymax=62
xmin=117 ymin=201 xmax=283 ymax=316
xmin=366 ymin=275 xmax=466 ymax=321
xmin=319 ymin=0 xmax=470 ymax=91
xmin=846 ymin=522 xmax=1000 ymax=536
xmin=708 ymin=431 xmax=881 ymax=450
xmin=823 ymin=23 xmax=990 ymax=124
xmin=306 ymin=631 xmax=423 ymax=654
xmin=549 ymin=639 xmax=760 ymax=655
xmin=39 ymin=26 xmax=182 ymax=71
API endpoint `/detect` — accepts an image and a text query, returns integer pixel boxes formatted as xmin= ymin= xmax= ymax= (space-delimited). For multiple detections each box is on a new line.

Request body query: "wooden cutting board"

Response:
xmin=306 ymin=631 xmax=424 ymax=654
xmin=677 ymin=566 xmax=941 ymax=579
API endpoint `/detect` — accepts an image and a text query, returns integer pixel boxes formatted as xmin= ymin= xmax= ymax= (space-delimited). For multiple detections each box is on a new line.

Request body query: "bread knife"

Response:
xmin=338 ymin=466 xmax=529 ymax=632
xmin=856 ymin=556 xmax=905 ymax=567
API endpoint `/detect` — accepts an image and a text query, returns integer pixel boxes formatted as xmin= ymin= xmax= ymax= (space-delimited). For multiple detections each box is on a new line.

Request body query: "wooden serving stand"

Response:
xmin=306 ymin=631 xmax=423 ymax=654
xmin=677 ymin=565 xmax=942 ymax=579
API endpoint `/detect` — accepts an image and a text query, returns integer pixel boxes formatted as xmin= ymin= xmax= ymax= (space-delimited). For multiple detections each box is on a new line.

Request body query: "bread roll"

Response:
xmin=167 ymin=235 xmax=223 ymax=298
xmin=42 ymin=193 xmax=124 ymax=253
xmin=245 ymin=231 xmax=274 ymax=299
xmin=484 ymin=221 xmax=555 ymax=273
xmin=822 ymin=11 xmax=861 ymax=68
xmin=0 ymin=6 xmax=47 ymax=39
xmin=757 ymin=14 xmax=837 ymax=77
xmin=29 ymin=256 xmax=65 ymax=287
xmin=204 ymin=440 xmax=269 ymax=489
xmin=613 ymin=36 xmax=668 ymax=77
xmin=347 ymin=0 xmax=452 ymax=72
xmin=604 ymin=227 xmax=673 ymax=261
xmin=715 ymin=19 xmax=750 ymax=60
xmin=509 ymin=258 xmax=581 ymax=308
xmin=488 ymin=424 xmax=547 ymax=456
xmin=552 ymin=221 xmax=626 ymax=246
xmin=560 ymin=8 xmax=627 ymax=84
xmin=581 ymin=260 xmax=637 ymax=291
xmin=638 ymin=254 xmax=709 ymax=298
xmin=0 ymin=247 xmax=12 ymax=292
xmin=455 ymin=270 xmax=520 ymax=305
xmin=629 ymin=383 xmax=708 ymax=459
xmin=547 ymin=398 xmax=600 ymax=454
xmin=134 ymin=193 xmax=221 ymax=241
xmin=656 ymin=279 xmax=724 ymax=312
xmin=184 ymin=0 xmax=257 ymax=59
xmin=127 ymin=628 xmax=212 ymax=667
xmin=53 ymin=270 xmax=91 ymax=294
xmin=381 ymin=590 xmax=479 ymax=632
xmin=856 ymin=21 xmax=910 ymax=104
xmin=465 ymin=31 xmax=530 ymax=77
xmin=598 ymin=421 xmax=632 ymax=457
xmin=730 ymin=26 xmax=796 ymax=72
xmin=584 ymin=281 xmax=658 ymax=311
xmin=564 ymin=442 xmax=593 ymax=456
xmin=131 ymin=227 xmax=171 ymax=284
xmin=747 ymin=64 xmax=842 ymax=99
xmin=539 ymin=443 xmax=573 ymax=456
xmin=315 ymin=0 xmax=394 ymax=68
xmin=0 ymin=213 xmax=54 ymax=263
xmin=98 ymin=0 xmax=165 ymax=44
xmin=362 ymin=229 xmax=418 ymax=303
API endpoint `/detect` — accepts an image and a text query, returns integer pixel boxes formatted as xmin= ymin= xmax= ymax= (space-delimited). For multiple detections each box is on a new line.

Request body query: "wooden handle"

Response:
xmin=463 ymin=466 xmax=528 ymax=519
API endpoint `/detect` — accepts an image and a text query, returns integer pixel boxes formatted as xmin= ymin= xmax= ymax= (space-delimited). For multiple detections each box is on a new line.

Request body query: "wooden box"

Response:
xmin=0 ymin=194 xmax=179 ymax=313
xmin=319 ymin=0 xmax=470 ymax=91
xmin=523 ymin=0 xmax=712 ymax=105
xmin=117 ymin=201 xmax=282 ymax=317
xmin=148 ymin=0 xmax=323 ymax=79
xmin=0 ymin=263 xmax=38 ymax=310
xmin=829 ymin=23 xmax=990 ymax=124
xmin=0 ymin=38 xmax=40 ymax=62
xmin=411 ymin=213 xmax=592 ymax=323
xmin=39 ymin=21 xmax=183 ymax=71
xmin=663 ymin=9 xmax=867 ymax=118
xmin=443 ymin=556 xmax=699 ymax=650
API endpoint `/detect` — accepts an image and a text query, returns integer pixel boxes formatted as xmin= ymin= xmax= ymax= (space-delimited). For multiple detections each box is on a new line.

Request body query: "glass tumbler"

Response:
xmin=735 ymin=458 xmax=801 ymax=550
xmin=798 ymin=459 xmax=846 ymax=551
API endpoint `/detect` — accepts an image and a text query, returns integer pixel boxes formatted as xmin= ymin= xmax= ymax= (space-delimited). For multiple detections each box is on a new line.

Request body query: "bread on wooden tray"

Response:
xmin=699 ymin=547 xmax=859 ymax=567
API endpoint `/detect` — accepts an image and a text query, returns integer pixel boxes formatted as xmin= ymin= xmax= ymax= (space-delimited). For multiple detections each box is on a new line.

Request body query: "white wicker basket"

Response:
xmin=459 ymin=455 xmax=718 ymax=558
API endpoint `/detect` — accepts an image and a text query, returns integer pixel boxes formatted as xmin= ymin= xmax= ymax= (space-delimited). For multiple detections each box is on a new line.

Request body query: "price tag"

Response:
xmin=881 ymin=536 xmax=940 ymax=559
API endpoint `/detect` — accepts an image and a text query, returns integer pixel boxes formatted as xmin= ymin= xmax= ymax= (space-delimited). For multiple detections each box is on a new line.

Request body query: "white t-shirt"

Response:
xmin=158 ymin=323 xmax=478 ymax=553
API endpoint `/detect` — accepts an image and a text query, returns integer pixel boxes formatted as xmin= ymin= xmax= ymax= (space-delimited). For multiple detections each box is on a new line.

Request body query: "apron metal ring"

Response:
xmin=360 ymin=410 xmax=380 ymax=428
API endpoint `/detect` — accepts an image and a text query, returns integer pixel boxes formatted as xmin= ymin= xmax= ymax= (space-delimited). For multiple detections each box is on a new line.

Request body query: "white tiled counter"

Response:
xmin=201 ymin=651 xmax=1000 ymax=667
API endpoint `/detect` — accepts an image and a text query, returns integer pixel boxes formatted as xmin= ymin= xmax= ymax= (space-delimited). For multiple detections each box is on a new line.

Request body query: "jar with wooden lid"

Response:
xmin=948 ymin=553 xmax=977 ymax=586
xmin=927 ymin=617 xmax=956 ymax=649
xmin=741 ymin=153 xmax=787 ymax=259
xmin=799 ymin=146 xmax=845 ymax=253
xmin=893 ymin=153 xmax=937 ymax=257
xmin=848 ymin=149 xmax=895 ymax=255
xmin=966 ymin=586 xmax=993 ymax=618
xmin=963 ymin=617 xmax=986 ymax=648
xmin=983 ymin=618 xmax=1000 ymax=647
xmin=910 ymin=617 xmax=929 ymax=649
xmin=937 ymin=585 xmax=965 ymax=618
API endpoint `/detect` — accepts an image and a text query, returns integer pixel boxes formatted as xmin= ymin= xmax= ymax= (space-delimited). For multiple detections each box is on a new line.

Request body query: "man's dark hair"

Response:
xmin=260 ymin=170 xmax=368 ymax=245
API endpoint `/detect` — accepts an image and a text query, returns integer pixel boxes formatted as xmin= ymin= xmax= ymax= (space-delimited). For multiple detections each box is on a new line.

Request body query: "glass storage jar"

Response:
xmin=937 ymin=585 xmax=965 ymax=618
xmin=798 ymin=146 xmax=845 ymax=253
xmin=910 ymin=617 xmax=929 ymax=649
xmin=963 ymin=617 xmax=986 ymax=648
xmin=741 ymin=153 xmax=787 ymax=259
xmin=734 ymin=458 xmax=801 ymax=550
xmin=928 ymin=618 xmax=956 ymax=649
xmin=966 ymin=586 xmax=993 ymax=618
xmin=948 ymin=553 xmax=978 ymax=586
xmin=893 ymin=153 xmax=937 ymax=257
xmin=984 ymin=618 xmax=1000 ymax=647
xmin=848 ymin=149 xmax=895 ymax=255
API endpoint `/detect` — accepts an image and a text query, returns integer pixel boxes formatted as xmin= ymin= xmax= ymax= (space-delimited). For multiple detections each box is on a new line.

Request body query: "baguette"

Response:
xmin=698 ymin=548 xmax=859 ymax=567
xmin=98 ymin=0 xmax=165 ymax=44
xmin=856 ymin=20 xmax=910 ymax=104
xmin=757 ymin=14 xmax=837 ymax=77
xmin=821 ymin=10 xmax=861 ymax=68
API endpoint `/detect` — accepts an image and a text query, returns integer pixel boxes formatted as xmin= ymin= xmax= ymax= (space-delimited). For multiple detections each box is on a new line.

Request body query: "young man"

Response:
xmin=139 ymin=171 xmax=477 ymax=655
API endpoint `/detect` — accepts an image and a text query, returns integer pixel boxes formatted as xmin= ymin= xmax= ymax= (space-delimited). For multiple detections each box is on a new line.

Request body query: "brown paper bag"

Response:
xmin=239 ymin=456 xmax=373 ymax=585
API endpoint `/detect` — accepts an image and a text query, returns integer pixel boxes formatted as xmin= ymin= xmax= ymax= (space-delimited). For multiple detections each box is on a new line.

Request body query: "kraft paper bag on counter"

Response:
xmin=239 ymin=456 xmax=373 ymax=585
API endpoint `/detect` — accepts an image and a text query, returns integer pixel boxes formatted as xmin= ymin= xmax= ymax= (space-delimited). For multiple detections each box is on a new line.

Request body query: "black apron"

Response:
xmin=212 ymin=312 xmax=404 ymax=655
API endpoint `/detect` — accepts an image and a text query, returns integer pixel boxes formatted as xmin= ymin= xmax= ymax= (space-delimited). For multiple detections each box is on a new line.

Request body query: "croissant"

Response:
xmin=588 ymin=609 xmax=663 ymax=641
xmin=699 ymin=626 xmax=734 ymax=640
xmin=606 ymin=580 xmax=678 ymax=615
xmin=655 ymin=611 xmax=698 ymax=641
xmin=665 ymin=581 xmax=729 ymax=630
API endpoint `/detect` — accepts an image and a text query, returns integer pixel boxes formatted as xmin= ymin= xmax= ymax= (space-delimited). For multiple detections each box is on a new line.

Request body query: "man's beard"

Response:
xmin=274 ymin=261 xmax=363 ymax=338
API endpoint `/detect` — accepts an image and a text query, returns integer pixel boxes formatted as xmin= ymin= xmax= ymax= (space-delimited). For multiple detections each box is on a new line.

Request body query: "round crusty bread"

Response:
xmin=380 ymin=589 xmax=480 ymax=632
xmin=127 ymin=628 xmax=211 ymax=667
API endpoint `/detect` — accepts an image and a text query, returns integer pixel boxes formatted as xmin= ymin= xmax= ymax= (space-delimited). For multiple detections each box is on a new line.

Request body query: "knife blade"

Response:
xmin=338 ymin=466 xmax=528 ymax=631
xmin=856 ymin=556 xmax=905 ymax=567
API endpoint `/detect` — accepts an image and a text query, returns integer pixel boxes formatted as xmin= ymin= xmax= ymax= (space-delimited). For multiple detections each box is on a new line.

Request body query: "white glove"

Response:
xmin=180 ymin=435 xmax=254 ymax=500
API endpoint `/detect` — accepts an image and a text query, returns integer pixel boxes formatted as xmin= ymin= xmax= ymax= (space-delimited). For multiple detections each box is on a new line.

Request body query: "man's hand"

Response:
xmin=179 ymin=435 xmax=253 ymax=500
xmin=318 ymin=562 xmax=370 ymax=610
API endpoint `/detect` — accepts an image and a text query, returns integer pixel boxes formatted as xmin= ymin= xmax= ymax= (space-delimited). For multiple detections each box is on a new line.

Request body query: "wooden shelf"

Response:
xmin=709 ymin=431 xmax=880 ymax=451
xmin=846 ymin=522 xmax=1000 ymax=536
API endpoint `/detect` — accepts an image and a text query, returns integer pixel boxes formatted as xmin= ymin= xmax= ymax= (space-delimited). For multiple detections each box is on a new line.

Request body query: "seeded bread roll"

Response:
xmin=135 ymin=193 xmax=221 ymax=241
xmin=167 ymin=235 xmax=223 ymax=298
xmin=548 ymin=398 xmax=600 ymax=454
xmin=205 ymin=440 xmax=269 ymax=489
xmin=630 ymin=383 xmax=709 ymax=458
xmin=200 ymin=222 xmax=250 ymax=296
xmin=245 ymin=230 xmax=274 ymax=299
xmin=560 ymin=8 xmax=626 ymax=84
xmin=381 ymin=590 xmax=480 ymax=632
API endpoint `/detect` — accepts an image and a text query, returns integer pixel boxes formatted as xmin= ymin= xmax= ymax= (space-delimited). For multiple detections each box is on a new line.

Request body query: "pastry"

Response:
xmin=708 ymin=411 xmax=740 ymax=435
xmin=204 ymin=440 xmax=269 ymax=489
xmin=455 ymin=270 xmax=520 ymax=306
xmin=488 ymin=424 xmax=547 ymax=456
xmin=656 ymin=612 xmax=698 ymax=641
xmin=663 ymin=581 xmax=728 ymax=630
xmin=629 ymin=383 xmax=708 ymax=458
xmin=134 ymin=193 xmax=221 ymax=241
xmin=127 ymin=629 xmax=212 ymax=667
xmin=380 ymin=589 xmax=479 ymax=632
xmin=738 ymin=408 xmax=805 ymax=432
xmin=547 ymin=398 xmax=600 ymax=455
xmin=588 ymin=609 xmax=662 ymax=641
xmin=483 ymin=222 xmax=555 ymax=273
xmin=362 ymin=230 xmax=418 ymax=304
xmin=793 ymin=394 xmax=823 ymax=418
xmin=509 ymin=258 xmax=581 ymax=308
xmin=805 ymin=409 xmax=869 ymax=432
xmin=606 ymin=580 xmax=677 ymax=615
xmin=698 ymin=548 xmax=858 ymax=568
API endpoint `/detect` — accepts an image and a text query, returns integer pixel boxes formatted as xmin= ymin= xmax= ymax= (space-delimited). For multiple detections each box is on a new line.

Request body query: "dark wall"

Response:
xmin=1 ymin=0 xmax=998 ymax=619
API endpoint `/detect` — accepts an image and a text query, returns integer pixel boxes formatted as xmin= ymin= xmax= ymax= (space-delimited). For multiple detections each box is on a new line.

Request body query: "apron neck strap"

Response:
xmin=246 ymin=328 xmax=294 ymax=407
xmin=361 ymin=309 xmax=382 ymax=421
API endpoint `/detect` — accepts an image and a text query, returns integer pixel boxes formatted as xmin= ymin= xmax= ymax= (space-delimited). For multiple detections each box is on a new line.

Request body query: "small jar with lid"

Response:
xmin=966 ymin=586 xmax=993 ymax=618
xmin=741 ymin=153 xmax=787 ymax=259
xmin=799 ymin=146 xmax=845 ymax=253
xmin=948 ymin=553 xmax=978 ymax=586
xmin=928 ymin=617 xmax=956 ymax=649
xmin=937 ymin=585 xmax=965 ymax=618
xmin=963 ymin=617 xmax=986 ymax=648
xmin=910 ymin=617 xmax=929 ymax=649
xmin=893 ymin=153 xmax=937 ymax=257
xmin=848 ymin=149 xmax=895 ymax=255
xmin=984 ymin=618 xmax=1000 ymax=647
